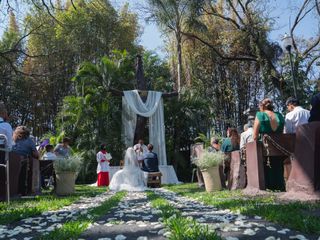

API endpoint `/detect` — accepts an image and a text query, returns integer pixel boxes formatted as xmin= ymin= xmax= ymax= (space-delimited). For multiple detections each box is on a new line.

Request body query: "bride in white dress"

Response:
xmin=109 ymin=147 xmax=147 ymax=191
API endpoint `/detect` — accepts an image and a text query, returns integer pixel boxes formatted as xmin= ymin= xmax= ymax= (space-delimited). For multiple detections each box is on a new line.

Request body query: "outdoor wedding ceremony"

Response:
xmin=0 ymin=0 xmax=320 ymax=239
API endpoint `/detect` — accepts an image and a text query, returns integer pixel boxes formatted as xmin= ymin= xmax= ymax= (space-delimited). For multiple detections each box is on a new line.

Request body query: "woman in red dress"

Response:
xmin=96 ymin=144 xmax=111 ymax=187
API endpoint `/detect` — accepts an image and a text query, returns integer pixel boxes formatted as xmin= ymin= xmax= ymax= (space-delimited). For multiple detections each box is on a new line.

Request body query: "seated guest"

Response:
xmin=253 ymin=98 xmax=285 ymax=191
xmin=43 ymin=144 xmax=57 ymax=160
xmin=141 ymin=144 xmax=159 ymax=172
xmin=284 ymin=97 xmax=310 ymax=133
xmin=0 ymin=101 xmax=13 ymax=149
xmin=54 ymin=137 xmax=72 ymax=158
xmin=208 ymin=138 xmax=220 ymax=152
xmin=12 ymin=126 xmax=39 ymax=159
xmin=221 ymin=128 xmax=240 ymax=153
xmin=308 ymin=92 xmax=320 ymax=122
xmin=240 ymin=123 xmax=254 ymax=150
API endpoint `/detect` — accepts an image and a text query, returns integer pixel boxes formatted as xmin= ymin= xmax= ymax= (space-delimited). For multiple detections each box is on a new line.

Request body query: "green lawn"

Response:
xmin=0 ymin=185 xmax=107 ymax=225
xmin=165 ymin=183 xmax=320 ymax=234
xmin=147 ymin=191 xmax=221 ymax=240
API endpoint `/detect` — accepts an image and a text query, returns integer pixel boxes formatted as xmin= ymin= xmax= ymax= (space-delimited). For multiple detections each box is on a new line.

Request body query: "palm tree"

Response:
xmin=146 ymin=0 xmax=189 ymax=94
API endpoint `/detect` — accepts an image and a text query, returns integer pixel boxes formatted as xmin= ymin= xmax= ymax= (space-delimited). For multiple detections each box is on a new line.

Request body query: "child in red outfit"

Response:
xmin=96 ymin=144 xmax=112 ymax=187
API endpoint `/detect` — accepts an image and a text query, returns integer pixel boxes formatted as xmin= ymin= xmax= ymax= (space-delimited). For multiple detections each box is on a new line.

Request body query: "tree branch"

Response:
xmin=290 ymin=0 xmax=313 ymax=52
xmin=305 ymin=55 xmax=320 ymax=76
xmin=180 ymin=30 xmax=257 ymax=62
xmin=303 ymin=36 xmax=320 ymax=57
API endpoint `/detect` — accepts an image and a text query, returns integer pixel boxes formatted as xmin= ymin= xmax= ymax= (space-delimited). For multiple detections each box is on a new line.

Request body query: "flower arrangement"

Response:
xmin=53 ymin=153 xmax=83 ymax=173
xmin=195 ymin=150 xmax=224 ymax=170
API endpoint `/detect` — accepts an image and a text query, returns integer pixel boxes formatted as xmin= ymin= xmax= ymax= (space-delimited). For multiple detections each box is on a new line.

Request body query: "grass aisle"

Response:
xmin=39 ymin=191 xmax=126 ymax=240
xmin=147 ymin=190 xmax=221 ymax=240
xmin=165 ymin=183 xmax=320 ymax=235
xmin=0 ymin=185 xmax=106 ymax=225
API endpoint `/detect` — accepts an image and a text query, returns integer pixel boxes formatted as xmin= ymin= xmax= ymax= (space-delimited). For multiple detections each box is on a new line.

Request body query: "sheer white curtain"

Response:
xmin=122 ymin=90 xmax=167 ymax=165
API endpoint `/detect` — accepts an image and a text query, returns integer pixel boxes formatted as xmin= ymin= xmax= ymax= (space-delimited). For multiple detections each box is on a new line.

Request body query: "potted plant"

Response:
xmin=195 ymin=151 xmax=224 ymax=192
xmin=53 ymin=153 xmax=82 ymax=195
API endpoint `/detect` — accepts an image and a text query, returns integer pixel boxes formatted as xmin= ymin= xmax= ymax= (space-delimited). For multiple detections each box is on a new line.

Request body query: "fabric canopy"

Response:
xmin=122 ymin=90 xmax=167 ymax=165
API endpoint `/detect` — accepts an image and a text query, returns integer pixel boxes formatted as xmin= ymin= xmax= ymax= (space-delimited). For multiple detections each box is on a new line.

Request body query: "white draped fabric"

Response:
xmin=122 ymin=90 xmax=167 ymax=166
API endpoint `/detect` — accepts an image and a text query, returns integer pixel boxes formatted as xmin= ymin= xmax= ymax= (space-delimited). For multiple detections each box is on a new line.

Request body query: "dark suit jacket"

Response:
xmin=141 ymin=151 xmax=159 ymax=172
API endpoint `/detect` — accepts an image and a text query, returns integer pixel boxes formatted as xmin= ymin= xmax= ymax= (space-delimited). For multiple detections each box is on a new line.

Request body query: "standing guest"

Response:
xmin=0 ymin=102 xmax=13 ymax=149
xmin=284 ymin=97 xmax=310 ymax=133
xmin=240 ymin=123 xmax=254 ymax=150
xmin=42 ymin=145 xmax=57 ymax=160
xmin=96 ymin=144 xmax=112 ymax=187
xmin=308 ymin=93 xmax=320 ymax=122
xmin=12 ymin=126 xmax=39 ymax=159
xmin=221 ymin=128 xmax=240 ymax=188
xmin=253 ymin=98 xmax=285 ymax=191
xmin=54 ymin=137 xmax=72 ymax=158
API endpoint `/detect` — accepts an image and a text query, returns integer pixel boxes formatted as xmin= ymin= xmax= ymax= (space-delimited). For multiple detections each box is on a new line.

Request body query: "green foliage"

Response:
xmin=195 ymin=150 xmax=224 ymax=169
xmin=194 ymin=133 xmax=210 ymax=148
xmin=0 ymin=0 xmax=139 ymax=135
xmin=56 ymin=52 xmax=135 ymax=183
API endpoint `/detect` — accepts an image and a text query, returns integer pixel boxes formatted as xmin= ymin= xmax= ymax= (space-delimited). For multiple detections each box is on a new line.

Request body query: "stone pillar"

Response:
xmin=286 ymin=122 xmax=320 ymax=197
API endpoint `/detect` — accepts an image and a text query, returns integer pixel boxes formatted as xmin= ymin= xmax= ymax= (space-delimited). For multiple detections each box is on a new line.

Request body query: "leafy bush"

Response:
xmin=53 ymin=153 xmax=83 ymax=173
xmin=195 ymin=151 xmax=224 ymax=170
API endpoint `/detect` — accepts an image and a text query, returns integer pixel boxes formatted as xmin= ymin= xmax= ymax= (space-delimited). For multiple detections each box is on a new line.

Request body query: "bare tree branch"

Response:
xmin=305 ymin=55 xmax=320 ymax=75
xmin=316 ymin=0 xmax=320 ymax=15
xmin=70 ymin=0 xmax=77 ymax=10
xmin=303 ymin=36 xmax=320 ymax=57
xmin=41 ymin=0 xmax=64 ymax=26
xmin=290 ymin=0 xmax=313 ymax=52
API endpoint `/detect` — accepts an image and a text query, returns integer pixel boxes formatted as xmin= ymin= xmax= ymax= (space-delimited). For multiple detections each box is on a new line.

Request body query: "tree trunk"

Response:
xmin=176 ymin=32 xmax=182 ymax=93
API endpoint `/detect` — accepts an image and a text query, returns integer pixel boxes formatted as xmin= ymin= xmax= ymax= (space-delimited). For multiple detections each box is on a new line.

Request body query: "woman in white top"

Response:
xmin=109 ymin=147 xmax=146 ymax=191
xmin=96 ymin=144 xmax=112 ymax=187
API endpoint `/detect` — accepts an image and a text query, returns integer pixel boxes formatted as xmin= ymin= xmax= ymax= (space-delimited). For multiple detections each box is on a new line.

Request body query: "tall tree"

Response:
xmin=145 ymin=0 xmax=190 ymax=93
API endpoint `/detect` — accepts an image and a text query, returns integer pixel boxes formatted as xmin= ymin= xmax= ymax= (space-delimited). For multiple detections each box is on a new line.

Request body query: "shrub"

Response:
xmin=195 ymin=151 xmax=224 ymax=170
xmin=53 ymin=153 xmax=83 ymax=173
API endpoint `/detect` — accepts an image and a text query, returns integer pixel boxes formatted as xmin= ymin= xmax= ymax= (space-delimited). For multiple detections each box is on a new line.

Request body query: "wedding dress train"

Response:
xmin=109 ymin=147 xmax=147 ymax=191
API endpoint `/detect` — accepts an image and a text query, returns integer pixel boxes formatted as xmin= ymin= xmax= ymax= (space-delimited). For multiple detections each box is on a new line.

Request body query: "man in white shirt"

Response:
xmin=284 ymin=97 xmax=310 ymax=133
xmin=0 ymin=102 xmax=13 ymax=149
xmin=240 ymin=123 xmax=254 ymax=149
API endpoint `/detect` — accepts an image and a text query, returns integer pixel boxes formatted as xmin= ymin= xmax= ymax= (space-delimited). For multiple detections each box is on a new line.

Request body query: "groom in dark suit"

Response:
xmin=140 ymin=144 xmax=159 ymax=172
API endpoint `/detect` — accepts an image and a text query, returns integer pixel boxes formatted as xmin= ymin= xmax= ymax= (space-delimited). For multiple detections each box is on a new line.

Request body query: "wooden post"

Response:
xmin=133 ymin=55 xmax=148 ymax=144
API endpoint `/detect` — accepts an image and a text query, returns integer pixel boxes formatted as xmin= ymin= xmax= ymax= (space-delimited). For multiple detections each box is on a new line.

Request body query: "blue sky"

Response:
xmin=111 ymin=0 xmax=317 ymax=56
xmin=1 ymin=0 xmax=317 ymax=57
